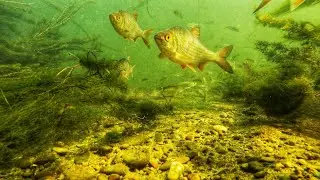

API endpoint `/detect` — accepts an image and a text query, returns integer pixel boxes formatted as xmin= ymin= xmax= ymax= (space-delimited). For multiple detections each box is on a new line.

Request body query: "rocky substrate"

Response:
xmin=1 ymin=103 xmax=320 ymax=180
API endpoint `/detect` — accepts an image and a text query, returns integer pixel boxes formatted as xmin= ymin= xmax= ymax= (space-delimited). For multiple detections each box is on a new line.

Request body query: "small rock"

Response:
xmin=278 ymin=174 xmax=291 ymax=180
xmin=155 ymin=132 xmax=164 ymax=143
xmin=159 ymin=161 xmax=172 ymax=171
xmin=254 ymin=171 xmax=266 ymax=178
xmin=265 ymin=146 xmax=274 ymax=153
xmin=283 ymin=161 xmax=293 ymax=168
xmin=149 ymin=159 xmax=159 ymax=169
xmin=244 ymin=161 xmax=264 ymax=173
xmin=212 ymin=125 xmax=228 ymax=135
xmin=98 ymin=146 xmax=113 ymax=155
xmin=52 ymin=147 xmax=69 ymax=156
xmin=185 ymin=135 xmax=194 ymax=141
xmin=97 ymin=173 xmax=108 ymax=180
xmin=100 ymin=164 xmax=129 ymax=176
xmin=35 ymin=152 xmax=56 ymax=165
xmin=108 ymin=174 xmax=120 ymax=180
xmin=274 ymin=162 xmax=284 ymax=170
xmin=297 ymin=159 xmax=308 ymax=166
xmin=187 ymin=173 xmax=201 ymax=180
xmin=260 ymin=157 xmax=275 ymax=163
xmin=168 ymin=162 xmax=184 ymax=180
xmin=175 ymin=156 xmax=190 ymax=164
xmin=220 ymin=113 xmax=228 ymax=118
xmin=122 ymin=149 xmax=150 ymax=169
xmin=286 ymin=141 xmax=295 ymax=146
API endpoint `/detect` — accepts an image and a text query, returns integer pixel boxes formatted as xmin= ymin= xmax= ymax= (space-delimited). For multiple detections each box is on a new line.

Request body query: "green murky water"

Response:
xmin=0 ymin=0 xmax=320 ymax=179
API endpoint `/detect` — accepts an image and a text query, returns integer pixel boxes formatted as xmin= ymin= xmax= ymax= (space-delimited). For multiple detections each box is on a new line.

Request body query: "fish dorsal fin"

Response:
xmin=190 ymin=25 xmax=200 ymax=38
xmin=132 ymin=12 xmax=138 ymax=20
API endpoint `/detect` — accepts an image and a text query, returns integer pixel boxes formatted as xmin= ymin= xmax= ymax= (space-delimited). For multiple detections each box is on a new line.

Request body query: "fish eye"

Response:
xmin=116 ymin=16 xmax=121 ymax=21
xmin=165 ymin=35 xmax=170 ymax=41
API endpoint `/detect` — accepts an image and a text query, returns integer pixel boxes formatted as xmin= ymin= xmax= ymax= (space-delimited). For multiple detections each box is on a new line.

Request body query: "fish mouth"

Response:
xmin=109 ymin=14 xmax=115 ymax=21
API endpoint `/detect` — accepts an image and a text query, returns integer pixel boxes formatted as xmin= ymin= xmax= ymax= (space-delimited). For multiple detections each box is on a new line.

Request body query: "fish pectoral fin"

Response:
xmin=158 ymin=53 xmax=167 ymax=59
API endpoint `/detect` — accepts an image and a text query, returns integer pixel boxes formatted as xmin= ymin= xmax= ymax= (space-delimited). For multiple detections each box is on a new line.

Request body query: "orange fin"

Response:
xmin=181 ymin=64 xmax=187 ymax=69
xmin=290 ymin=0 xmax=305 ymax=11
xmin=215 ymin=45 xmax=233 ymax=73
xmin=253 ymin=0 xmax=272 ymax=14
xmin=198 ymin=63 xmax=207 ymax=71
xmin=142 ymin=29 xmax=153 ymax=48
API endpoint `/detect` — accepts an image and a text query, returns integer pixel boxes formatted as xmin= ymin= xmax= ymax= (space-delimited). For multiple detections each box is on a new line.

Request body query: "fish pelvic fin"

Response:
xmin=142 ymin=29 xmax=153 ymax=49
xmin=214 ymin=45 xmax=233 ymax=74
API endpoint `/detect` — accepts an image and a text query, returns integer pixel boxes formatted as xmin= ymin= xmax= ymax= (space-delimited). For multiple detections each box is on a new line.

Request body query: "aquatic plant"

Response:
xmin=251 ymin=14 xmax=319 ymax=115
xmin=0 ymin=0 xmax=99 ymax=65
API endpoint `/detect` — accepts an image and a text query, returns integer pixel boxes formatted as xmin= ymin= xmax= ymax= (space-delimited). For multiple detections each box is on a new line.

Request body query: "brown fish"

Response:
xmin=109 ymin=10 xmax=153 ymax=48
xmin=154 ymin=26 xmax=233 ymax=73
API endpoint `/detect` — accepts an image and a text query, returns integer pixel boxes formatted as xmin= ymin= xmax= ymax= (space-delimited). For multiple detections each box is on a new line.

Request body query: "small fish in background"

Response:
xmin=109 ymin=10 xmax=153 ymax=48
xmin=253 ymin=0 xmax=272 ymax=14
xmin=173 ymin=9 xmax=183 ymax=19
xmin=116 ymin=57 xmax=135 ymax=80
xmin=154 ymin=25 xmax=234 ymax=73
xmin=225 ymin=26 xmax=240 ymax=32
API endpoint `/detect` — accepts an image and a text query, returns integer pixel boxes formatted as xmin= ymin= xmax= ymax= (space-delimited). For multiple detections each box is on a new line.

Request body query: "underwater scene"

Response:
xmin=0 ymin=0 xmax=320 ymax=179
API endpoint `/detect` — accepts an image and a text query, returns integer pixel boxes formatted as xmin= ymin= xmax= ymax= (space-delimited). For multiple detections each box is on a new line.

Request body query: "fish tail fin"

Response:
xmin=214 ymin=45 xmax=234 ymax=74
xmin=142 ymin=29 xmax=153 ymax=48
xmin=290 ymin=0 xmax=305 ymax=11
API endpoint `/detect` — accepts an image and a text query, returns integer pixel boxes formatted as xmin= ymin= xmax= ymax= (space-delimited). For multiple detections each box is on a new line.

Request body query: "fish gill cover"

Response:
xmin=0 ymin=0 xmax=319 ymax=179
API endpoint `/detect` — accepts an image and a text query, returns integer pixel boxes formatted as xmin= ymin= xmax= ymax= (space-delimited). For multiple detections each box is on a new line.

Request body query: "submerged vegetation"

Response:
xmin=0 ymin=0 xmax=171 ymax=168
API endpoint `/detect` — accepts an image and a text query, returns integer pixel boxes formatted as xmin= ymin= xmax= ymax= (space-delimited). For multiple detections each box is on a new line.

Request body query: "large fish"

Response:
xmin=109 ymin=10 xmax=153 ymax=48
xmin=154 ymin=26 xmax=233 ymax=73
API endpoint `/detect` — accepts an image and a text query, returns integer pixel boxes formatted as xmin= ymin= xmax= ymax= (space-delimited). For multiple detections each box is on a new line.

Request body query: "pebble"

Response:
xmin=254 ymin=170 xmax=266 ymax=178
xmin=122 ymin=150 xmax=150 ymax=169
xmin=212 ymin=125 xmax=228 ymax=135
xmin=274 ymin=162 xmax=284 ymax=170
xmin=187 ymin=173 xmax=201 ymax=180
xmin=260 ymin=157 xmax=275 ymax=163
xmin=159 ymin=161 xmax=172 ymax=171
xmin=52 ymin=147 xmax=69 ymax=156
xmin=100 ymin=164 xmax=129 ymax=176
xmin=265 ymin=146 xmax=274 ymax=153
xmin=246 ymin=161 xmax=264 ymax=173
xmin=108 ymin=174 xmax=121 ymax=180
xmin=175 ymin=156 xmax=190 ymax=164
xmin=96 ymin=173 xmax=108 ymax=180
xmin=168 ymin=162 xmax=184 ymax=180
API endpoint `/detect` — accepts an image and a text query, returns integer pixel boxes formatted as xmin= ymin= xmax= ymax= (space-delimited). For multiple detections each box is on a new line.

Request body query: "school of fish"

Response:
xmin=108 ymin=0 xmax=318 ymax=75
